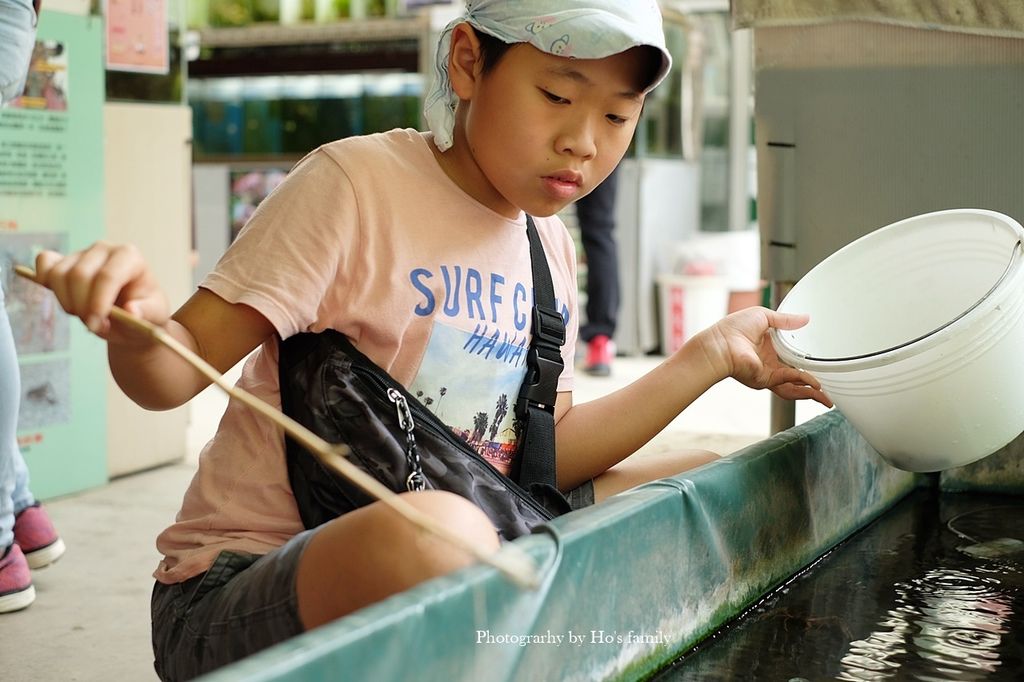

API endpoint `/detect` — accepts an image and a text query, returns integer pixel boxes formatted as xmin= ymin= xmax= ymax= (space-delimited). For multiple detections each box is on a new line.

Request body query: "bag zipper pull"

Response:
xmin=387 ymin=388 xmax=425 ymax=492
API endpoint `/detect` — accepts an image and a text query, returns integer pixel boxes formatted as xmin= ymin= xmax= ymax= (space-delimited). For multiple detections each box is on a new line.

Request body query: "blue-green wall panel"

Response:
xmin=941 ymin=431 xmax=1024 ymax=494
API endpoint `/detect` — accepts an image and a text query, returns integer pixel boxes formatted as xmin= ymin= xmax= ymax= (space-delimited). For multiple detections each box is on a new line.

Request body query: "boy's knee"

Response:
xmin=400 ymin=490 xmax=500 ymax=554
xmin=688 ymin=449 xmax=721 ymax=467
xmin=594 ymin=449 xmax=723 ymax=502
xmin=298 ymin=491 xmax=500 ymax=626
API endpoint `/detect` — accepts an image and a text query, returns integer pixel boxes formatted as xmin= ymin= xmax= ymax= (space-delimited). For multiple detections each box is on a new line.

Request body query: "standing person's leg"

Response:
xmin=577 ymin=165 xmax=620 ymax=375
xmin=0 ymin=287 xmax=35 ymax=612
xmin=0 ymin=312 xmax=36 ymax=520
xmin=0 ymin=0 xmax=43 ymax=612
xmin=0 ymin=0 xmax=62 ymax=596
xmin=0 ymin=0 xmax=38 ymax=106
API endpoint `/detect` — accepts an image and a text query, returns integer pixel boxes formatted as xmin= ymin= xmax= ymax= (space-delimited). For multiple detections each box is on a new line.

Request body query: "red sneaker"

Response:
xmin=0 ymin=544 xmax=35 ymax=613
xmin=584 ymin=334 xmax=614 ymax=377
xmin=14 ymin=504 xmax=65 ymax=569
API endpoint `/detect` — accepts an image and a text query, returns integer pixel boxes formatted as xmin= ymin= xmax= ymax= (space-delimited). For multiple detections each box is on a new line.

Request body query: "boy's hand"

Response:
xmin=33 ymin=243 xmax=169 ymax=345
xmin=694 ymin=307 xmax=833 ymax=407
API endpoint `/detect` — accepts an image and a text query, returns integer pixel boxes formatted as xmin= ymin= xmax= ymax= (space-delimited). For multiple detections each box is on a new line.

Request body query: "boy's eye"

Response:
xmin=540 ymin=89 xmax=569 ymax=104
xmin=606 ymin=114 xmax=629 ymax=125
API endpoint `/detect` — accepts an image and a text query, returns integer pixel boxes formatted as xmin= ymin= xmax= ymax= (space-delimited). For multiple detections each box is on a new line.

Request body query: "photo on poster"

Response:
xmin=1 ymin=232 xmax=71 ymax=354
xmin=229 ymin=168 xmax=288 ymax=242
xmin=11 ymin=41 xmax=70 ymax=112
xmin=17 ymin=358 xmax=72 ymax=430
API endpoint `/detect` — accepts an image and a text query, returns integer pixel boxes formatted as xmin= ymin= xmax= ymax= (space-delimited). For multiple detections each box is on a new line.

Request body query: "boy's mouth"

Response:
xmin=547 ymin=170 xmax=583 ymax=186
xmin=542 ymin=171 xmax=583 ymax=199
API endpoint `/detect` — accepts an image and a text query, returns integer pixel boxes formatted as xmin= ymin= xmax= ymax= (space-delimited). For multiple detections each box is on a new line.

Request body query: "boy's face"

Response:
xmin=445 ymin=37 xmax=649 ymax=219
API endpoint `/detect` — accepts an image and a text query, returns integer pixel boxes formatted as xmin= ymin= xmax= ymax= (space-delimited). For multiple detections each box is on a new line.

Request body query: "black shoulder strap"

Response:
xmin=513 ymin=215 xmax=565 ymax=494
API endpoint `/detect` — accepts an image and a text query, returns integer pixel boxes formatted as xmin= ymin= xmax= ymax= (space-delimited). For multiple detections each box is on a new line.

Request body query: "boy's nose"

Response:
xmin=554 ymin=121 xmax=597 ymax=161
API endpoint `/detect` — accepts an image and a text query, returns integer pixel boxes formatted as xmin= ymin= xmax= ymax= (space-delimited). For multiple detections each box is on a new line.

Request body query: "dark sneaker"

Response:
xmin=0 ymin=544 xmax=35 ymax=613
xmin=14 ymin=504 xmax=65 ymax=569
xmin=584 ymin=334 xmax=614 ymax=377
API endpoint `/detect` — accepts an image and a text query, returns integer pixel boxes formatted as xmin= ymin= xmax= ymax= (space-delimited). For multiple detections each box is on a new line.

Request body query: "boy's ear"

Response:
xmin=448 ymin=23 xmax=484 ymax=100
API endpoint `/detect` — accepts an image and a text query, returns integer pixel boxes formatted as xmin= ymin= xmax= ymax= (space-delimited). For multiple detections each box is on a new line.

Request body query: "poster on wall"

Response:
xmin=104 ymin=0 xmax=169 ymax=74
xmin=9 ymin=41 xmax=69 ymax=111
xmin=0 ymin=11 xmax=107 ymax=499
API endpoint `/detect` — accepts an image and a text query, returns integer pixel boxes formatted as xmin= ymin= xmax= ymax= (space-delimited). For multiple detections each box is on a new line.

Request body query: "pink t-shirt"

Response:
xmin=154 ymin=129 xmax=579 ymax=583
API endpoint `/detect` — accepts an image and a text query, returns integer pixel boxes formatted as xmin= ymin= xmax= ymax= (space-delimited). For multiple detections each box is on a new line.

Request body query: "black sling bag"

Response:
xmin=278 ymin=216 xmax=570 ymax=540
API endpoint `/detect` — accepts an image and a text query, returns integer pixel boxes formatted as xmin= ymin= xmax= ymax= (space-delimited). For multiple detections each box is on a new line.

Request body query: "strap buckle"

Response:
xmin=516 ymin=305 xmax=565 ymax=417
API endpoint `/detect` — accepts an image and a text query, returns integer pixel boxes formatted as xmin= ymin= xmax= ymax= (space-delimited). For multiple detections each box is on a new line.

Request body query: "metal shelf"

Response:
xmin=196 ymin=15 xmax=429 ymax=49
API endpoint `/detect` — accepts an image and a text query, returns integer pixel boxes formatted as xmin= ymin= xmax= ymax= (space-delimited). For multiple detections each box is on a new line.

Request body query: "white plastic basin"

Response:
xmin=772 ymin=209 xmax=1024 ymax=472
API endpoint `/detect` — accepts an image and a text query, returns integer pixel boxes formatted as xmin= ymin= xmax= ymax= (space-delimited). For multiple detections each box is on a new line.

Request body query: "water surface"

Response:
xmin=655 ymin=490 xmax=1024 ymax=680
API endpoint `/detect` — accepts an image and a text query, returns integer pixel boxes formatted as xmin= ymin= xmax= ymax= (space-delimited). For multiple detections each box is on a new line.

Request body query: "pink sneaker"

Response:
xmin=14 ymin=504 xmax=65 ymax=569
xmin=584 ymin=334 xmax=614 ymax=377
xmin=0 ymin=544 xmax=35 ymax=613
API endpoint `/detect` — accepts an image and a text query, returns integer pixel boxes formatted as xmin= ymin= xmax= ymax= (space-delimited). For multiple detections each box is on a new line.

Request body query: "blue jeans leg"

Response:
xmin=0 ymin=0 xmax=38 ymax=105
xmin=0 ymin=288 xmax=35 ymax=549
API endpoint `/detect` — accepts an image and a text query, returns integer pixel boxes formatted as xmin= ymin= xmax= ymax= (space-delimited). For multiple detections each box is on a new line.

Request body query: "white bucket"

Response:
xmin=658 ymin=274 xmax=729 ymax=354
xmin=772 ymin=208 xmax=1024 ymax=472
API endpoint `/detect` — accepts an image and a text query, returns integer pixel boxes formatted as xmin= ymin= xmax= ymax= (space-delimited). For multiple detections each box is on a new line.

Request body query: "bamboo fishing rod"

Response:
xmin=14 ymin=264 xmax=540 ymax=589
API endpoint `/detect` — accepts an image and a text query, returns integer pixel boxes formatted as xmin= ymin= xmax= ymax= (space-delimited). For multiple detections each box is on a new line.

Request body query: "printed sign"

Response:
xmin=0 ymin=12 xmax=108 ymax=498
xmin=105 ymin=0 xmax=169 ymax=74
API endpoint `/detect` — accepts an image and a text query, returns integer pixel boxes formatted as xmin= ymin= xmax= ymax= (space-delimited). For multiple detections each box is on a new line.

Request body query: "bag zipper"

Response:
xmin=387 ymin=387 xmax=426 ymax=493
xmin=348 ymin=359 xmax=554 ymax=520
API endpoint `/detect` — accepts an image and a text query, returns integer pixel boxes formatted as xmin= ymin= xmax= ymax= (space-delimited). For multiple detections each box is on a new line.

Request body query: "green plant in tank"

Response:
xmin=252 ymin=0 xmax=280 ymax=22
xmin=209 ymin=0 xmax=255 ymax=27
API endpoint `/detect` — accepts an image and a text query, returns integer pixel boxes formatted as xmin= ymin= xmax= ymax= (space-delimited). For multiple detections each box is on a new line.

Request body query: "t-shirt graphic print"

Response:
xmin=409 ymin=321 xmax=529 ymax=476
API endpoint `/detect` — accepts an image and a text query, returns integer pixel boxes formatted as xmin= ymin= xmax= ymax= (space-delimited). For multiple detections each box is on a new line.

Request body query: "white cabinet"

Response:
xmin=103 ymin=103 xmax=193 ymax=476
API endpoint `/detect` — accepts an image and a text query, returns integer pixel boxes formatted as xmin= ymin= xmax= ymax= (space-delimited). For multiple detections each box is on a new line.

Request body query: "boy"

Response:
xmin=32 ymin=1 xmax=829 ymax=678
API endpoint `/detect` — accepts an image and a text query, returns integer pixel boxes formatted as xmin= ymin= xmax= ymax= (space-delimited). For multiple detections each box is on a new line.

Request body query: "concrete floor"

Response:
xmin=1 ymin=354 xmax=828 ymax=681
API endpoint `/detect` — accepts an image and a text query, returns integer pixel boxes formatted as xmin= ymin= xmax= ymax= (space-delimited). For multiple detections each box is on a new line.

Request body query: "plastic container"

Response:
xmin=658 ymin=274 xmax=729 ymax=354
xmin=196 ymin=78 xmax=245 ymax=155
xmin=772 ymin=209 xmax=1024 ymax=472
xmin=280 ymin=76 xmax=324 ymax=154
xmin=319 ymin=74 xmax=364 ymax=141
xmin=241 ymin=77 xmax=284 ymax=155
xmin=361 ymin=73 xmax=424 ymax=134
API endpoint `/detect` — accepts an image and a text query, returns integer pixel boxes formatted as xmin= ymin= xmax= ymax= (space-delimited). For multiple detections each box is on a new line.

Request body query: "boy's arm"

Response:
xmin=109 ymin=288 xmax=275 ymax=410
xmin=552 ymin=340 xmax=722 ymax=491
xmin=33 ymin=245 xmax=275 ymax=411
xmin=552 ymin=307 xmax=831 ymax=491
